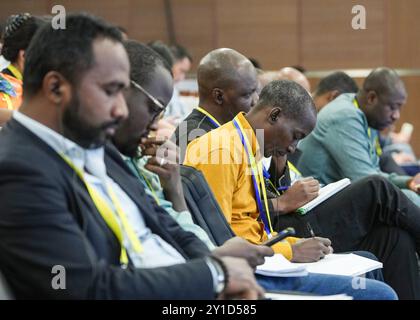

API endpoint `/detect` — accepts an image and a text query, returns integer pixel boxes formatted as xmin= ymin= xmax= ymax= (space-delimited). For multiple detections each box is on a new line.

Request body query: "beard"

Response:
xmin=62 ymin=94 xmax=121 ymax=149
xmin=114 ymin=135 xmax=142 ymax=158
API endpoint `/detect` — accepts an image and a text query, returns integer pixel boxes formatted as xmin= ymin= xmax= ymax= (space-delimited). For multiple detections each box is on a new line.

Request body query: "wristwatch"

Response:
xmin=205 ymin=256 xmax=227 ymax=295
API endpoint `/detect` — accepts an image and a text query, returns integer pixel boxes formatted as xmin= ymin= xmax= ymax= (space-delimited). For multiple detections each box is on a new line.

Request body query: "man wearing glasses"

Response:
xmin=113 ymin=40 xmax=218 ymax=250
xmin=113 ymin=40 xmax=277 ymax=264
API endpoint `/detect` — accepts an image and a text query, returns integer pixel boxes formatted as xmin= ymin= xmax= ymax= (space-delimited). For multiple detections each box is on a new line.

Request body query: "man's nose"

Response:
xmin=391 ymin=109 xmax=400 ymax=122
xmin=112 ymin=92 xmax=129 ymax=120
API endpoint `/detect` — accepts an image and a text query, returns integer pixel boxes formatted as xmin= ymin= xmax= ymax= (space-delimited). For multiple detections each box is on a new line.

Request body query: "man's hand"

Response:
xmin=142 ymin=138 xmax=188 ymax=211
xmin=212 ymin=237 xmax=274 ymax=269
xmin=218 ymin=256 xmax=265 ymax=300
xmin=274 ymin=177 xmax=320 ymax=214
xmin=291 ymin=237 xmax=333 ymax=262
xmin=408 ymin=173 xmax=420 ymax=194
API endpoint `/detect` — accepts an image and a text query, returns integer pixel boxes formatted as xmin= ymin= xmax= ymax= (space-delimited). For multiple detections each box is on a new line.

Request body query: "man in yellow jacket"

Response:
xmin=184 ymin=79 xmax=331 ymax=261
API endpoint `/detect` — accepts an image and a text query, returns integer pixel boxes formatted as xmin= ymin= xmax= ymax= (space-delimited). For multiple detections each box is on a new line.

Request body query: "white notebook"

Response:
xmin=296 ymin=178 xmax=351 ymax=215
xmin=265 ymin=292 xmax=353 ymax=300
xmin=256 ymin=253 xmax=382 ymax=278
xmin=256 ymin=253 xmax=308 ymax=277
xmin=300 ymin=253 xmax=383 ymax=277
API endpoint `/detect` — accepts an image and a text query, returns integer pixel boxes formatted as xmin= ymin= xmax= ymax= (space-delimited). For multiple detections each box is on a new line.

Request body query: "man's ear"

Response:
xmin=42 ymin=71 xmax=71 ymax=106
xmin=327 ymin=90 xmax=340 ymax=102
xmin=366 ymin=90 xmax=378 ymax=106
xmin=17 ymin=49 xmax=25 ymax=72
xmin=268 ymin=107 xmax=282 ymax=124
xmin=212 ymin=88 xmax=224 ymax=105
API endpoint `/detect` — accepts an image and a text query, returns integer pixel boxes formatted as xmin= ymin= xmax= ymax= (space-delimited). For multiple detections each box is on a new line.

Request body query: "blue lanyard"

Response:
xmin=262 ymin=167 xmax=270 ymax=179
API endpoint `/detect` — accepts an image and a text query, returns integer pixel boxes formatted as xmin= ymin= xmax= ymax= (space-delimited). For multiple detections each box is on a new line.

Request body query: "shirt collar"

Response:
xmin=13 ymin=111 xmax=106 ymax=175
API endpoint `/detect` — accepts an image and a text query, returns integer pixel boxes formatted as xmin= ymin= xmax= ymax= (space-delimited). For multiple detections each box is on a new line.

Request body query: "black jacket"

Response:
xmin=0 ymin=119 xmax=213 ymax=299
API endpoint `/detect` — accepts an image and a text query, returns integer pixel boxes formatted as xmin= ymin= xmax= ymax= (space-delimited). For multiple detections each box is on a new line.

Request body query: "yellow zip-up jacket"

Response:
xmin=184 ymin=112 xmax=300 ymax=260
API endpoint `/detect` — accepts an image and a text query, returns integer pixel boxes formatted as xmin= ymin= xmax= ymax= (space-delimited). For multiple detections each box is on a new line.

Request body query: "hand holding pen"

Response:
xmin=273 ymin=177 xmax=320 ymax=213
xmin=306 ymin=222 xmax=316 ymax=238
xmin=290 ymin=223 xmax=334 ymax=262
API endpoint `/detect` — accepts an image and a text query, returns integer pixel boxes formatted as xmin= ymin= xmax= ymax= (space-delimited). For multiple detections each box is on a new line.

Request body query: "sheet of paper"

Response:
xmin=296 ymin=253 xmax=383 ymax=277
xmin=256 ymin=253 xmax=382 ymax=278
xmin=265 ymin=292 xmax=353 ymax=300
xmin=256 ymin=253 xmax=308 ymax=277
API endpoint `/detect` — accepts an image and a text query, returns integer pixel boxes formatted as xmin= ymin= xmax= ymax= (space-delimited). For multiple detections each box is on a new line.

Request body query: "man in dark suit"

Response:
xmin=0 ymin=13 xmax=263 ymax=299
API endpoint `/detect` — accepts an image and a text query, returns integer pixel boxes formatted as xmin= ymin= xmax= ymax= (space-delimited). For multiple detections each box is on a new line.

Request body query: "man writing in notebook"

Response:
xmin=182 ymin=58 xmax=420 ymax=298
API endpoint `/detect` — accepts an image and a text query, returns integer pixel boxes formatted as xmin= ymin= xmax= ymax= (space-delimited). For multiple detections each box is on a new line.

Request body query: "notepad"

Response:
xmin=296 ymin=178 xmax=351 ymax=215
xmin=265 ymin=292 xmax=353 ymax=300
xmin=256 ymin=253 xmax=308 ymax=277
xmin=299 ymin=253 xmax=383 ymax=277
xmin=256 ymin=253 xmax=382 ymax=278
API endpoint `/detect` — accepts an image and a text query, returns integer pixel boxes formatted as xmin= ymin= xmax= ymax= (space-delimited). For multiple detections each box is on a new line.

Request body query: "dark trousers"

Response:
xmin=359 ymin=226 xmax=420 ymax=300
xmin=272 ymin=175 xmax=420 ymax=300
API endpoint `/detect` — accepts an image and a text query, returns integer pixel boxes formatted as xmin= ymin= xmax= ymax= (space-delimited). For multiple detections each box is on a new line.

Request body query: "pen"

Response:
xmin=306 ymin=222 xmax=315 ymax=238
xmin=277 ymin=185 xmax=290 ymax=191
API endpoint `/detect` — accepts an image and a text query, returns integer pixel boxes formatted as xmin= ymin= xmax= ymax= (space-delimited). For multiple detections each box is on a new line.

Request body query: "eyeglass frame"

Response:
xmin=130 ymin=80 xmax=166 ymax=115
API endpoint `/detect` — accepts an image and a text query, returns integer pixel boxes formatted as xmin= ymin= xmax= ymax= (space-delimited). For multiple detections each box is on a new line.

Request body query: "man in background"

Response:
xmin=164 ymin=44 xmax=193 ymax=121
xmin=298 ymin=68 xmax=420 ymax=206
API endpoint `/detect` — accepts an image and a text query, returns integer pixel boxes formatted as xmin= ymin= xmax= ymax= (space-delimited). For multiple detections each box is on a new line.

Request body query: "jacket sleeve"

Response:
xmin=147 ymin=191 xmax=213 ymax=259
xmin=0 ymin=159 xmax=215 ymax=299
xmin=319 ymin=114 xmax=411 ymax=188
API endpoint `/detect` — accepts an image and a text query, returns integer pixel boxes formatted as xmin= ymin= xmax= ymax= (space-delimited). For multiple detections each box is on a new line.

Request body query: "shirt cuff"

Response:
xmin=389 ymin=173 xmax=412 ymax=189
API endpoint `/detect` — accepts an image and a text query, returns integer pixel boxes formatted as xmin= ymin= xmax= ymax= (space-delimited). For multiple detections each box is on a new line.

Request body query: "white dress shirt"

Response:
xmin=13 ymin=111 xmax=186 ymax=268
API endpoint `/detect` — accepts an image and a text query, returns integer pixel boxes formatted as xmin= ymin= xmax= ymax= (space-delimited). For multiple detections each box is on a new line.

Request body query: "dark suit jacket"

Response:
xmin=0 ymin=119 xmax=213 ymax=299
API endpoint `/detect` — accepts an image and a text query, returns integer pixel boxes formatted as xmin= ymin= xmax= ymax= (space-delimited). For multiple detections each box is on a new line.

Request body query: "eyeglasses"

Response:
xmin=130 ymin=80 xmax=166 ymax=114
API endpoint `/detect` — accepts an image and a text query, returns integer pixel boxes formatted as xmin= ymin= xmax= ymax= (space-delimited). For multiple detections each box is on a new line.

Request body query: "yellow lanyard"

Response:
xmin=2 ymin=93 xmax=13 ymax=110
xmin=353 ymin=99 xmax=383 ymax=157
xmin=7 ymin=65 xmax=23 ymax=81
xmin=127 ymin=158 xmax=160 ymax=205
xmin=60 ymin=154 xmax=143 ymax=266
xmin=266 ymin=177 xmax=280 ymax=196
xmin=234 ymin=117 xmax=274 ymax=236
xmin=129 ymin=158 xmax=160 ymax=204
xmin=196 ymin=107 xmax=222 ymax=127
xmin=288 ymin=161 xmax=301 ymax=176
xmin=139 ymin=171 xmax=160 ymax=205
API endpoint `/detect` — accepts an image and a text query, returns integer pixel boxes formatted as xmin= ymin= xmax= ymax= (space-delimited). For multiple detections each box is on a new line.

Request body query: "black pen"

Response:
xmin=306 ymin=222 xmax=315 ymax=238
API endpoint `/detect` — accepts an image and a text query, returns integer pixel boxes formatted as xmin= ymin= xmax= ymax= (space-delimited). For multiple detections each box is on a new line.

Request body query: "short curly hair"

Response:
xmin=257 ymin=79 xmax=316 ymax=119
